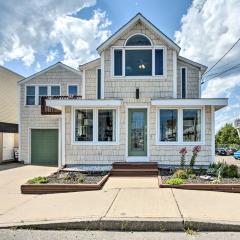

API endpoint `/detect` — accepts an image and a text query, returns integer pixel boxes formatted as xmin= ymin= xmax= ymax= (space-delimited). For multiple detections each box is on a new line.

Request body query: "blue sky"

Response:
xmin=0 ymin=0 xmax=240 ymax=131
xmin=3 ymin=0 xmax=192 ymax=77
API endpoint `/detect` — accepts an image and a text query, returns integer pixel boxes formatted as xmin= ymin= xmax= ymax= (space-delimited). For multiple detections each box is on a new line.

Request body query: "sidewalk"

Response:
xmin=1 ymin=165 xmax=240 ymax=231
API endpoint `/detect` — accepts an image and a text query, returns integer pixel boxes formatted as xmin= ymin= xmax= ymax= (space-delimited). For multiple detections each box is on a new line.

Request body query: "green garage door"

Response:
xmin=31 ymin=129 xmax=58 ymax=166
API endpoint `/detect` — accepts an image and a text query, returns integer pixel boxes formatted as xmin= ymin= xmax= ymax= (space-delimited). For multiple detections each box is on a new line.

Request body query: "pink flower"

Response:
xmin=193 ymin=145 xmax=201 ymax=154
xmin=179 ymin=147 xmax=187 ymax=156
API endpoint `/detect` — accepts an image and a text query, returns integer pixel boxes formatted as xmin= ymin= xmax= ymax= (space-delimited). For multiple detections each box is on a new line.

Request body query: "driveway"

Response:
xmin=216 ymin=155 xmax=240 ymax=167
xmin=1 ymin=163 xmax=240 ymax=230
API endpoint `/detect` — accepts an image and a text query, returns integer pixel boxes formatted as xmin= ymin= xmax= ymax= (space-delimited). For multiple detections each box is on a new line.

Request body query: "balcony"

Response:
xmin=41 ymin=95 xmax=82 ymax=115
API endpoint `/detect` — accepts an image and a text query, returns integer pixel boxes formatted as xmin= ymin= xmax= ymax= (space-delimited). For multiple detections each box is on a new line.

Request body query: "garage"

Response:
xmin=31 ymin=129 xmax=58 ymax=166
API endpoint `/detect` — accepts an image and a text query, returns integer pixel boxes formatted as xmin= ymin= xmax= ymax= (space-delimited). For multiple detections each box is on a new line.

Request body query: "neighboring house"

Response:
xmin=18 ymin=13 xmax=228 ymax=168
xmin=0 ymin=66 xmax=23 ymax=162
xmin=234 ymin=118 xmax=240 ymax=138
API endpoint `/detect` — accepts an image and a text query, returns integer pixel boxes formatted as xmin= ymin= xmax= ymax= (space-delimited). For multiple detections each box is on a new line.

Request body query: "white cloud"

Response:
xmin=46 ymin=50 xmax=58 ymax=63
xmin=0 ymin=0 xmax=111 ymax=68
xmin=175 ymin=0 xmax=240 ymax=131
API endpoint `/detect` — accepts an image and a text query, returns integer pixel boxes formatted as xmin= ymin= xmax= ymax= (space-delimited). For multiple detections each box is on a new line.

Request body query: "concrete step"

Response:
xmin=112 ymin=162 xmax=158 ymax=170
xmin=110 ymin=168 xmax=158 ymax=177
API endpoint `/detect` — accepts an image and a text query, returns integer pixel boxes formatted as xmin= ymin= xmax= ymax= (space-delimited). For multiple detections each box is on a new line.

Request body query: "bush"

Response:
xmin=226 ymin=165 xmax=239 ymax=178
xmin=207 ymin=162 xmax=239 ymax=178
xmin=166 ymin=178 xmax=184 ymax=185
xmin=173 ymin=169 xmax=188 ymax=179
xmin=27 ymin=176 xmax=49 ymax=184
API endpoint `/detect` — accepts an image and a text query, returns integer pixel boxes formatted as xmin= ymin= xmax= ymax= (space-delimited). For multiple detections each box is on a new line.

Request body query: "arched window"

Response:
xmin=125 ymin=34 xmax=151 ymax=46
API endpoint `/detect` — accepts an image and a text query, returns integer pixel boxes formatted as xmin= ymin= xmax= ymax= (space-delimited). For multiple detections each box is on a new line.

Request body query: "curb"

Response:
xmin=1 ymin=218 xmax=240 ymax=231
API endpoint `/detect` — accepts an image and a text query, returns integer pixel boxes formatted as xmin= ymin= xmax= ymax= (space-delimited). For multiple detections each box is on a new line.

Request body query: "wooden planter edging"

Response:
xmin=158 ymin=172 xmax=240 ymax=193
xmin=21 ymin=173 xmax=110 ymax=194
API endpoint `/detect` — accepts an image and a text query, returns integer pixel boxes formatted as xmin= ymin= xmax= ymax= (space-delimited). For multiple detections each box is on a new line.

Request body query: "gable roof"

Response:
xmin=18 ymin=62 xmax=82 ymax=85
xmin=178 ymin=56 xmax=208 ymax=72
xmin=97 ymin=13 xmax=181 ymax=53
xmin=0 ymin=65 xmax=24 ymax=79
xmin=79 ymin=58 xmax=101 ymax=70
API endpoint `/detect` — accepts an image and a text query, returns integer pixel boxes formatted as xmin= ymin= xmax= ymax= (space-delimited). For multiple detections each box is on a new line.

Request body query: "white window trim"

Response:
xmin=111 ymin=45 xmax=167 ymax=79
xmin=67 ymin=84 xmax=79 ymax=96
xmin=72 ymin=107 xmax=120 ymax=145
xmin=25 ymin=84 xmax=61 ymax=106
xmin=156 ymin=106 xmax=205 ymax=145
xmin=124 ymin=33 xmax=153 ymax=46
xmin=180 ymin=67 xmax=187 ymax=99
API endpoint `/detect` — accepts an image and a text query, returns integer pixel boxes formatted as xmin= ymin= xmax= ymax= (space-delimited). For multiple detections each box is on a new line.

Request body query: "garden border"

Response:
xmin=21 ymin=173 xmax=110 ymax=194
xmin=158 ymin=171 xmax=240 ymax=193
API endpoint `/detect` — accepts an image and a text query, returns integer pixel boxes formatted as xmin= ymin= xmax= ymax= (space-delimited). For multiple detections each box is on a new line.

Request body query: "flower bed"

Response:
xmin=21 ymin=170 xmax=109 ymax=194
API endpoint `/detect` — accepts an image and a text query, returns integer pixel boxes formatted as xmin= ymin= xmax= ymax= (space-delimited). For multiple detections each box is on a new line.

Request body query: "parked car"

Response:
xmin=226 ymin=148 xmax=238 ymax=155
xmin=216 ymin=148 xmax=228 ymax=156
xmin=234 ymin=150 xmax=240 ymax=160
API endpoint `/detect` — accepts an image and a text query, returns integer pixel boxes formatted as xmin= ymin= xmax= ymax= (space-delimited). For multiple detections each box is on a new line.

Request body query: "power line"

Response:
xmin=202 ymin=37 xmax=240 ymax=77
xmin=201 ymin=63 xmax=240 ymax=84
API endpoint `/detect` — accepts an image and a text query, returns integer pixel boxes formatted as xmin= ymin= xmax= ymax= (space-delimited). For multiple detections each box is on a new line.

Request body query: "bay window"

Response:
xmin=74 ymin=109 xmax=118 ymax=143
xmin=158 ymin=108 xmax=203 ymax=143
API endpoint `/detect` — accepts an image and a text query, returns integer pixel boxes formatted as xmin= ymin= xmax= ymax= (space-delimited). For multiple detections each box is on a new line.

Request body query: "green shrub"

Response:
xmin=226 ymin=165 xmax=239 ymax=178
xmin=207 ymin=162 xmax=239 ymax=178
xmin=173 ymin=169 xmax=188 ymax=179
xmin=27 ymin=176 xmax=49 ymax=184
xmin=166 ymin=178 xmax=184 ymax=185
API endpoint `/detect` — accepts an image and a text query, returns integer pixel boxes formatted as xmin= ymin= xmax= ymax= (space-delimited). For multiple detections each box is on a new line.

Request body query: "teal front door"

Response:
xmin=128 ymin=109 xmax=147 ymax=156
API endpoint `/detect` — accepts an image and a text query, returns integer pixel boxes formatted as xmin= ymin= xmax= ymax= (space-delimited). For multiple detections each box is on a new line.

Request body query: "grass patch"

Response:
xmin=27 ymin=176 xmax=49 ymax=184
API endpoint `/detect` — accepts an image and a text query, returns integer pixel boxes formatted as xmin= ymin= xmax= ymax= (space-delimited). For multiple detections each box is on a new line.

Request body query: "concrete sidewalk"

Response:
xmin=1 ymin=164 xmax=240 ymax=231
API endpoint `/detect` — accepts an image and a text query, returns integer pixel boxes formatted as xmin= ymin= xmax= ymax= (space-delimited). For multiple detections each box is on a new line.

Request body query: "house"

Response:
xmin=0 ymin=66 xmax=23 ymax=163
xmin=18 ymin=13 xmax=228 ymax=168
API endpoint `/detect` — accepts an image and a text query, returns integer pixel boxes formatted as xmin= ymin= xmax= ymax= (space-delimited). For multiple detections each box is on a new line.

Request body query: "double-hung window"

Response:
xmin=38 ymin=86 xmax=48 ymax=105
xmin=113 ymin=34 xmax=165 ymax=77
xmin=97 ymin=69 xmax=101 ymax=99
xmin=68 ymin=85 xmax=78 ymax=96
xmin=74 ymin=109 xmax=117 ymax=143
xmin=158 ymin=108 xmax=202 ymax=143
xmin=26 ymin=86 xmax=35 ymax=105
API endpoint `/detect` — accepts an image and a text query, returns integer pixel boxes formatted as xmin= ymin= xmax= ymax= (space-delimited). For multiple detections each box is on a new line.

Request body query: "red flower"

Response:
xmin=192 ymin=145 xmax=201 ymax=154
xmin=179 ymin=147 xmax=187 ymax=156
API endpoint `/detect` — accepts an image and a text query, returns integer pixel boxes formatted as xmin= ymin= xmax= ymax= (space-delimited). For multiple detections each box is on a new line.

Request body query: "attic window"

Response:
xmin=126 ymin=34 xmax=151 ymax=46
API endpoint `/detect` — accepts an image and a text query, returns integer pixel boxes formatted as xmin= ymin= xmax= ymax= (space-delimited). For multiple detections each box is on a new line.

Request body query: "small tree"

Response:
xmin=179 ymin=147 xmax=187 ymax=168
xmin=190 ymin=145 xmax=201 ymax=169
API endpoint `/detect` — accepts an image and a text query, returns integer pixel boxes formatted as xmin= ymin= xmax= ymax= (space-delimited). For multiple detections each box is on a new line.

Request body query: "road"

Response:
xmin=215 ymin=155 xmax=240 ymax=167
xmin=1 ymin=229 xmax=240 ymax=240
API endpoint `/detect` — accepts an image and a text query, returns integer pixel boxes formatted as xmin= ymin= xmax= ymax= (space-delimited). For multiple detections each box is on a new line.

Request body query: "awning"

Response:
xmin=151 ymin=98 xmax=228 ymax=111
xmin=46 ymin=99 xmax=122 ymax=109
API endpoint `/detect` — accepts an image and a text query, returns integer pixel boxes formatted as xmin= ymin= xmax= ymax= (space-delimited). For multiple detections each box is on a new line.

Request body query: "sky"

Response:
xmin=0 ymin=0 xmax=239 ymax=132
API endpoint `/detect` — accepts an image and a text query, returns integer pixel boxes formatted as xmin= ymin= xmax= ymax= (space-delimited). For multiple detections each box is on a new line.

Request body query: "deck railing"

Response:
xmin=41 ymin=95 xmax=82 ymax=115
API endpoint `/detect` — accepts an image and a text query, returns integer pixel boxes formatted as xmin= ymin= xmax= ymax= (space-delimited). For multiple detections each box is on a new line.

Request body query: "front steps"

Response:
xmin=111 ymin=162 xmax=159 ymax=177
